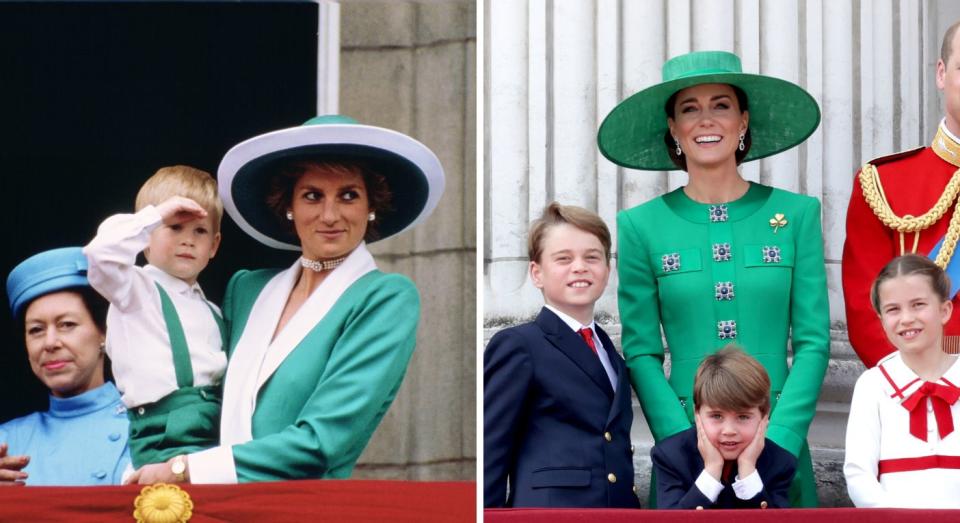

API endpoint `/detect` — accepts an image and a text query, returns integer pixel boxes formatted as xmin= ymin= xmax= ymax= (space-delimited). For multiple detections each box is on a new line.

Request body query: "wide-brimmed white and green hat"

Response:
xmin=218 ymin=115 xmax=445 ymax=250
xmin=597 ymin=50 xmax=820 ymax=171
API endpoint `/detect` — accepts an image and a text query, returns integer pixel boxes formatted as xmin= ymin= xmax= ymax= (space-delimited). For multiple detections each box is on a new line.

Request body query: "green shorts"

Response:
xmin=126 ymin=385 xmax=221 ymax=469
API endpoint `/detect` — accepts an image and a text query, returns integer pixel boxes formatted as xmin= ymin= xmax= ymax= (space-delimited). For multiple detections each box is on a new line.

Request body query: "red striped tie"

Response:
xmin=578 ymin=327 xmax=597 ymax=355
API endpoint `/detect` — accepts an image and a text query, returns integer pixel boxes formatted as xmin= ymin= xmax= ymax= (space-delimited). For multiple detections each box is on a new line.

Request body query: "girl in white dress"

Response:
xmin=844 ymin=254 xmax=960 ymax=508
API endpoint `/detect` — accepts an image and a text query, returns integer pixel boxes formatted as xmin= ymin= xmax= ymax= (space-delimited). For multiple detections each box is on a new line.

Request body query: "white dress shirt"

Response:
xmin=83 ymin=206 xmax=226 ymax=408
xmin=694 ymin=467 xmax=763 ymax=502
xmin=544 ymin=305 xmax=618 ymax=390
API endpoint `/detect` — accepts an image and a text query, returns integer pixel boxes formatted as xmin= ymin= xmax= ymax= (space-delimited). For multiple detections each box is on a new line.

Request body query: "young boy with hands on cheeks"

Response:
xmin=84 ymin=166 xmax=227 ymax=482
xmin=651 ymin=347 xmax=796 ymax=509
xmin=484 ymin=202 xmax=639 ymax=508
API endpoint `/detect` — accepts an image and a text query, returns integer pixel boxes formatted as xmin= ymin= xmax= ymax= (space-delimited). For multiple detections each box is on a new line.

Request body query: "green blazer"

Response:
xmin=222 ymin=268 xmax=420 ymax=482
xmin=617 ymin=183 xmax=829 ymax=458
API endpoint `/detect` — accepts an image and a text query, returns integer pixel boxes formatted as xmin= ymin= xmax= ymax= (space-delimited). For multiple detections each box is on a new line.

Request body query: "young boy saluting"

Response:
xmin=652 ymin=346 xmax=796 ymax=509
xmin=84 ymin=166 xmax=226 ymax=479
xmin=484 ymin=202 xmax=639 ymax=508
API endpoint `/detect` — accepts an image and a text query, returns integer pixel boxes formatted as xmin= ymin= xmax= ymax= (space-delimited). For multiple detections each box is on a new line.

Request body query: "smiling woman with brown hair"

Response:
xmin=598 ymin=50 xmax=829 ymax=507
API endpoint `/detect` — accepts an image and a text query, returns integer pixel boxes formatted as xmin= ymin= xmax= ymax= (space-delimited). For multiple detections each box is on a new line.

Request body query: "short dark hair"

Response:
xmin=871 ymin=254 xmax=951 ymax=314
xmin=527 ymin=202 xmax=611 ymax=264
xmin=264 ymin=158 xmax=393 ymax=242
xmin=693 ymin=345 xmax=771 ymax=417
xmin=663 ymin=84 xmax=752 ymax=171
xmin=942 ymin=20 xmax=960 ymax=64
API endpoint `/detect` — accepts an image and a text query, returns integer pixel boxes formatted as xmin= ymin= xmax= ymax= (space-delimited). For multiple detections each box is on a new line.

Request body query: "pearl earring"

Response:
xmin=286 ymin=210 xmax=293 ymax=221
xmin=368 ymin=212 xmax=376 ymax=222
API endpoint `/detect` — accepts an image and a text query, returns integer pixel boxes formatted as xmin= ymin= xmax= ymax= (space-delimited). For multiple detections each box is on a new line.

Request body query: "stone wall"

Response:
xmin=340 ymin=0 xmax=476 ymax=480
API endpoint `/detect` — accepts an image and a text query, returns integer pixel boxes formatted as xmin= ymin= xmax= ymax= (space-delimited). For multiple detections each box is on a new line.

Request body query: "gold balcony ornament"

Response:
xmin=133 ymin=483 xmax=194 ymax=523
xmin=769 ymin=213 xmax=788 ymax=233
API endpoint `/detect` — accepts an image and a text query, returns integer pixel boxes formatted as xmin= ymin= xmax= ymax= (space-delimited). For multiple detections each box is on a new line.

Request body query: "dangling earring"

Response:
xmin=286 ymin=210 xmax=293 ymax=221
xmin=738 ymin=133 xmax=745 ymax=152
xmin=368 ymin=211 xmax=376 ymax=222
xmin=99 ymin=341 xmax=106 ymax=354
xmin=674 ymin=137 xmax=682 ymax=156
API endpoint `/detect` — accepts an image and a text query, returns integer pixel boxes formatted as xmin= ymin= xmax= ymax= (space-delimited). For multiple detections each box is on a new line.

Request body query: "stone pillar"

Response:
xmin=341 ymin=0 xmax=476 ymax=480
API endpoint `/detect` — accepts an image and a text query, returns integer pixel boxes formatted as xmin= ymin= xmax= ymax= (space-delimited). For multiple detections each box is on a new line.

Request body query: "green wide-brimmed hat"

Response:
xmin=597 ymin=50 xmax=820 ymax=171
xmin=218 ymin=115 xmax=445 ymax=251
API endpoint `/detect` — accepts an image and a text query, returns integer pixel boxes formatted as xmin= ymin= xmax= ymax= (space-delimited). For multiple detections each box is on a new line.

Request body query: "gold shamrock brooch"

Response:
xmin=769 ymin=213 xmax=788 ymax=233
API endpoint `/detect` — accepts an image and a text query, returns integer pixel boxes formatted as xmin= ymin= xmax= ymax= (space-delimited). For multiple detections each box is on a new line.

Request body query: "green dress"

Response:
xmin=617 ymin=182 xmax=829 ymax=507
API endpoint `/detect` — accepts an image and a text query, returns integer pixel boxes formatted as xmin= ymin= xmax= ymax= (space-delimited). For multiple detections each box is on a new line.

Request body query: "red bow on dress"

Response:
xmin=901 ymin=381 xmax=960 ymax=441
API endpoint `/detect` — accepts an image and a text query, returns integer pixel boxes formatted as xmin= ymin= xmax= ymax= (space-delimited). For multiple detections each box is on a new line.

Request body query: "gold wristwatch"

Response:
xmin=171 ymin=455 xmax=187 ymax=482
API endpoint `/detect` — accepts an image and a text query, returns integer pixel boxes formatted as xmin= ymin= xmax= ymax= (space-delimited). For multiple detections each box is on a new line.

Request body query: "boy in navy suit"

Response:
xmin=651 ymin=347 xmax=796 ymax=509
xmin=484 ymin=202 xmax=639 ymax=508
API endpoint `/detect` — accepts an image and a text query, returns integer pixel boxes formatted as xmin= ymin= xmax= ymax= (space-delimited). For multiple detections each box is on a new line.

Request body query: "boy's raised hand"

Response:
xmin=155 ymin=196 xmax=208 ymax=226
xmin=737 ymin=415 xmax=768 ymax=478
xmin=695 ymin=412 xmax=724 ymax=481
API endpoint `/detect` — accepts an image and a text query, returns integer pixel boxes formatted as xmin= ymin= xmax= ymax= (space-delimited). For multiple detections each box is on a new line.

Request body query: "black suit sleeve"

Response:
xmin=651 ymin=439 xmax=714 ymax=509
xmin=740 ymin=448 xmax=796 ymax=508
xmin=483 ymin=330 xmax=533 ymax=508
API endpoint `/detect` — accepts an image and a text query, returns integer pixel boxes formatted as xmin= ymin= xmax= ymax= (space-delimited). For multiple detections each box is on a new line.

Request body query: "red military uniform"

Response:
xmin=842 ymin=124 xmax=960 ymax=368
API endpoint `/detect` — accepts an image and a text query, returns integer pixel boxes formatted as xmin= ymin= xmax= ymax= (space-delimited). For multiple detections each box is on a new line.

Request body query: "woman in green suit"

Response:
xmin=597 ymin=51 xmax=828 ymax=507
xmin=131 ymin=115 xmax=445 ymax=483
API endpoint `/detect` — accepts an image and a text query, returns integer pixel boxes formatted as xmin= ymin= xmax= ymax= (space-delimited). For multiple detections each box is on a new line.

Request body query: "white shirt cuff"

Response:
xmin=187 ymin=445 xmax=238 ymax=484
xmin=695 ymin=469 xmax=724 ymax=503
xmin=733 ymin=469 xmax=763 ymax=500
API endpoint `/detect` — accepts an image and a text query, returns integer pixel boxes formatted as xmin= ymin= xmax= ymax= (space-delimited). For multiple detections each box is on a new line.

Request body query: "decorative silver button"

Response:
xmin=137 ymin=407 xmax=145 ymax=416
xmin=709 ymin=204 xmax=729 ymax=222
xmin=712 ymin=242 xmax=732 ymax=262
xmin=715 ymin=282 xmax=735 ymax=301
xmin=662 ymin=252 xmax=681 ymax=272
xmin=762 ymin=246 xmax=781 ymax=263
xmin=718 ymin=320 xmax=737 ymax=339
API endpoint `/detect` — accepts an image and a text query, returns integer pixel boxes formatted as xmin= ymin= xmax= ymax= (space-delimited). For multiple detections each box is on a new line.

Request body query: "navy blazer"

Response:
xmin=651 ymin=427 xmax=796 ymax=509
xmin=483 ymin=307 xmax=640 ymax=508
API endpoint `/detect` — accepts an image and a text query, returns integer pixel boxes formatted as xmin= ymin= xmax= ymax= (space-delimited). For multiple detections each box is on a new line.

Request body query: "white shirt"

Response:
xmin=844 ymin=351 xmax=960 ymax=508
xmin=83 ymin=206 xmax=227 ymax=408
xmin=544 ymin=305 xmax=618 ymax=390
xmin=694 ymin=467 xmax=763 ymax=502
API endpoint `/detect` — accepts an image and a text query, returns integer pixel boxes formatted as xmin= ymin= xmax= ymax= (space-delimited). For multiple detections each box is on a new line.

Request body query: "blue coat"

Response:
xmin=651 ymin=427 xmax=795 ymax=509
xmin=0 ymin=382 xmax=130 ymax=485
xmin=484 ymin=307 xmax=639 ymax=508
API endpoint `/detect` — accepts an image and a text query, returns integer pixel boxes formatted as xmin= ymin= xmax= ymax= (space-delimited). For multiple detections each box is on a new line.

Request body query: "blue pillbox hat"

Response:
xmin=6 ymin=247 xmax=90 ymax=318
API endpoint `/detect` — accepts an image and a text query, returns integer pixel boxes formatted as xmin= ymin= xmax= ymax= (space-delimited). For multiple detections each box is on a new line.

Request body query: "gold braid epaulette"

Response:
xmin=858 ymin=162 xmax=960 ymax=269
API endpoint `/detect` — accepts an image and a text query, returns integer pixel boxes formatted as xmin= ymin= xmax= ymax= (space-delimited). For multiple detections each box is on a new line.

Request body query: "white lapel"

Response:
xmin=219 ymin=243 xmax=377 ymax=445
xmin=219 ymin=266 xmax=296 ymax=445
xmin=256 ymin=243 xmax=377 ymax=391
xmin=938 ymin=355 xmax=960 ymax=389
xmin=878 ymin=354 xmax=923 ymax=402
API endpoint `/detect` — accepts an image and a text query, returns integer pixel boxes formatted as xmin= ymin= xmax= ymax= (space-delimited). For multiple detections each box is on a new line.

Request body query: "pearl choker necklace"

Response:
xmin=300 ymin=255 xmax=347 ymax=272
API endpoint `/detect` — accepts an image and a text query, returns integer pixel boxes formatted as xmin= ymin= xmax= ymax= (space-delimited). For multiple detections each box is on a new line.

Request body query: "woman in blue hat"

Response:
xmin=129 ymin=115 xmax=444 ymax=484
xmin=598 ymin=51 xmax=829 ymax=507
xmin=0 ymin=247 xmax=130 ymax=485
